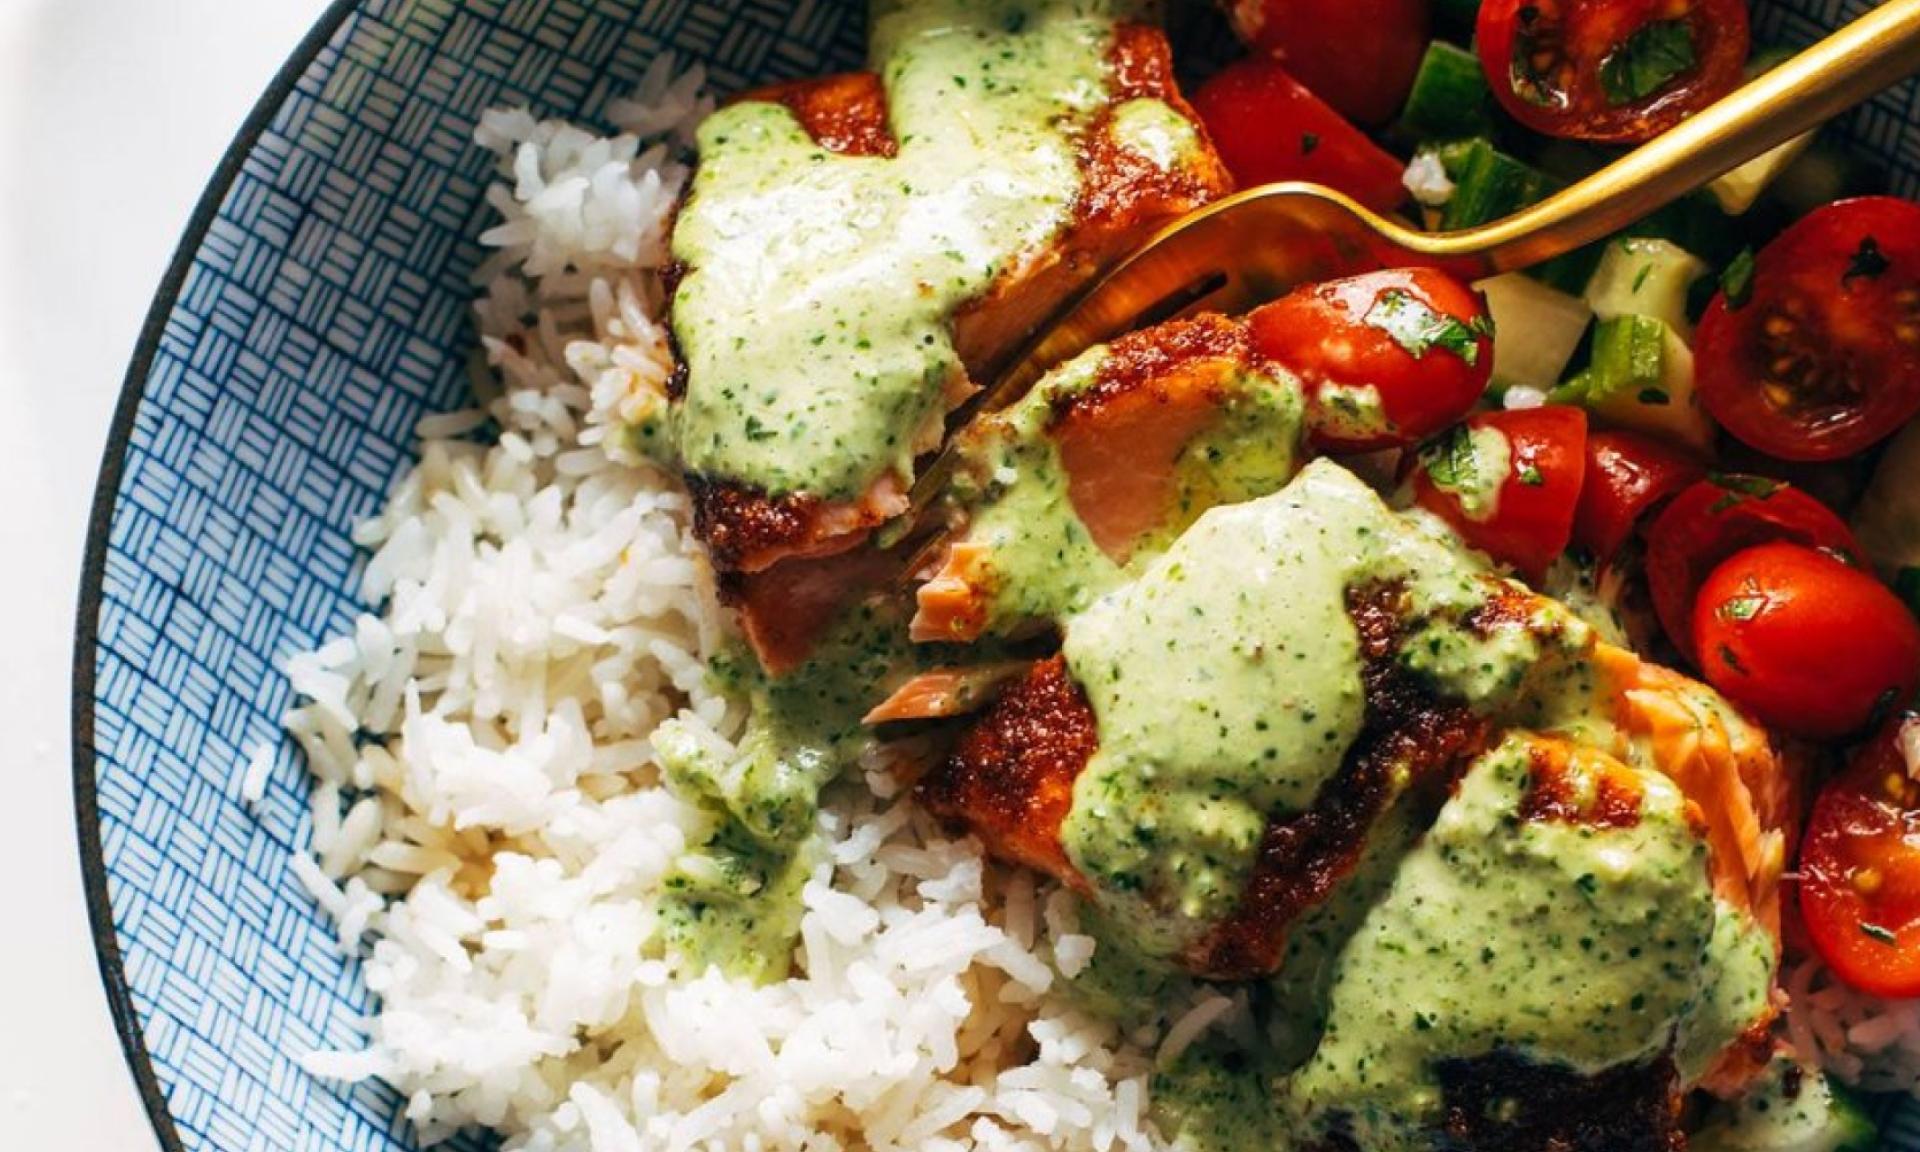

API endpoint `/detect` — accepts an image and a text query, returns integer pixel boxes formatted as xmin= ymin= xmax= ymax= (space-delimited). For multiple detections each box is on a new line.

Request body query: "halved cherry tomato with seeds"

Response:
xmin=1412 ymin=406 xmax=1589 ymax=580
xmin=1250 ymin=268 xmax=1494 ymax=453
xmin=1225 ymin=0 xmax=1432 ymax=125
xmin=1696 ymin=197 xmax=1920 ymax=461
xmin=1801 ymin=715 xmax=1920 ymax=997
xmin=1644 ymin=475 xmax=1861 ymax=662
xmin=1475 ymin=0 xmax=1748 ymax=143
xmin=1189 ymin=58 xmax=1411 ymax=213
xmin=1694 ymin=542 xmax=1920 ymax=739
xmin=1571 ymin=429 xmax=1707 ymax=561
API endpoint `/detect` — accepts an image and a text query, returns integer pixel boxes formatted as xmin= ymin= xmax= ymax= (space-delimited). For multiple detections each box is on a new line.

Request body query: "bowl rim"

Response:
xmin=69 ymin=2 xmax=362 ymax=1148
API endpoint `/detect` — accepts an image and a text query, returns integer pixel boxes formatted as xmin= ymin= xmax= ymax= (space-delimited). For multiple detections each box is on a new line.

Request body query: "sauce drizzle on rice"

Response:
xmin=271 ymin=55 xmax=1225 ymax=1152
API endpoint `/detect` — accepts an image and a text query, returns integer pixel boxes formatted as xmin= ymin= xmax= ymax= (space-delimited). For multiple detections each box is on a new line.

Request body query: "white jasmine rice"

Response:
xmin=263 ymin=52 xmax=1920 ymax=1152
xmin=271 ymin=58 xmax=1221 ymax=1152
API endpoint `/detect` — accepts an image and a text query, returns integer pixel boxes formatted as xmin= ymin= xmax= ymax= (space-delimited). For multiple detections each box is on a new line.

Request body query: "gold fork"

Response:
xmin=889 ymin=0 xmax=1920 ymax=541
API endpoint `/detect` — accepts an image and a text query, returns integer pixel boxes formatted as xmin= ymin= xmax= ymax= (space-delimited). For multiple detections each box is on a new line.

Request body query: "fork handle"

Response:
xmin=1434 ymin=0 xmax=1920 ymax=273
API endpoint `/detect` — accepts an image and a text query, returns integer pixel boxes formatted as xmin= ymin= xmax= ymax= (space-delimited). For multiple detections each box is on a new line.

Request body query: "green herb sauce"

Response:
xmin=1285 ymin=733 xmax=1763 ymax=1149
xmin=653 ymin=599 xmax=925 ymax=981
xmin=1057 ymin=462 xmax=1585 ymax=957
xmin=947 ymin=344 xmax=1307 ymax=637
xmin=667 ymin=0 xmax=1204 ymax=499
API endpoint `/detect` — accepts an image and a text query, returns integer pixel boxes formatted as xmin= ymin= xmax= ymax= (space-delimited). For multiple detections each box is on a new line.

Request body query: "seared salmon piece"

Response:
xmin=912 ymin=597 xmax=1802 ymax=1001
xmin=1594 ymin=642 xmax=1802 ymax=939
xmin=671 ymin=14 xmax=1232 ymax=669
xmin=917 ymin=582 xmax=1496 ymax=979
xmin=911 ymin=312 xmax=1305 ymax=644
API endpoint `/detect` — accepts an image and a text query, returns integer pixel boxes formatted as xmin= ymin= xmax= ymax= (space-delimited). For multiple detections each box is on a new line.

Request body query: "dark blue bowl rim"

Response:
xmin=69 ymin=3 xmax=362 ymax=1148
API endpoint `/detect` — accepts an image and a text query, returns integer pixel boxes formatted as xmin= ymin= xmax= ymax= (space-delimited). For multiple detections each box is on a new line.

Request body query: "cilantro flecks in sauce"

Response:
xmin=668 ymin=0 xmax=1206 ymax=500
xmin=1284 ymin=734 xmax=1772 ymax=1149
xmin=1058 ymin=462 xmax=1587 ymax=957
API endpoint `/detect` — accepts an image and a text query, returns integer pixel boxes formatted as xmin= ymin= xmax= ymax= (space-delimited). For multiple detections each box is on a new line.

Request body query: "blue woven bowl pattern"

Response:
xmin=72 ymin=1 xmax=1920 ymax=1149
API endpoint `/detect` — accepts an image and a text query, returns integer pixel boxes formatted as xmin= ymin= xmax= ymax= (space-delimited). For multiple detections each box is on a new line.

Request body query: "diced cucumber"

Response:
xmin=1474 ymin=273 xmax=1593 ymax=392
xmin=1851 ymin=418 xmax=1920 ymax=582
xmin=1552 ymin=315 xmax=1715 ymax=453
xmin=1584 ymin=238 xmax=1709 ymax=338
xmin=1624 ymin=192 xmax=1745 ymax=266
xmin=1401 ymin=42 xmax=1496 ymax=141
xmin=1709 ymin=134 xmax=1816 ymax=215
xmin=1440 ymin=140 xmax=1602 ymax=292
xmin=1705 ymin=46 xmax=1817 ymax=215
xmin=1440 ymin=139 xmax=1555 ymax=230
xmin=1689 ymin=1060 xmax=1877 ymax=1152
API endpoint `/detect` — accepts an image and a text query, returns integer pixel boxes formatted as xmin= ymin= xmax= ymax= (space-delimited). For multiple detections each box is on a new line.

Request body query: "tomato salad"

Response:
xmin=1199 ymin=0 xmax=1920 ymax=1012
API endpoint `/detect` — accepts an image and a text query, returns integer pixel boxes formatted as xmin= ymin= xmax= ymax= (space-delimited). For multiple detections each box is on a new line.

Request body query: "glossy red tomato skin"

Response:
xmin=1696 ymin=197 xmax=1920 ymax=462
xmin=1693 ymin=543 xmax=1920 ymax=740
xmin=1226 ymin=0 xmax=1432 ymax=126
xmin=1189 ymin=58 xmax=1409 ymax=213
xmin=1412 ymin=406 xmax=1589 ymax=579
xmin=1644 ymin=476 xmax=1862 ymax=663
xmin=1249 ymin=268 xmax=1493 ymax=453
xmin=1475 ymin=0 xmax=1747 ymax=143
xmin=1800 ymin=717 xmax=1920 ymax=997
xmin=1570 ymin=429 xmax=1707 ymax=560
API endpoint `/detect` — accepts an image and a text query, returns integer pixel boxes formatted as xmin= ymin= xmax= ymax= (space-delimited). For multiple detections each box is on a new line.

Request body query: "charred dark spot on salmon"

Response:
xmin=1072 ymin=27 xmax=1230 ymax=247
xmin=1182 ymin=583 xmax=1491 ymax=978
xmin=740 ymin=73 xmax=899 ymax=159
xmin=1520 ymin=744 xmax=1647 ymax=830
xmin=1049 ymin=314 xmax=1252 ymax=428
xmin=919 ymin=655 xmax=1098 ymax=886
xmin=688 ymin=476 xmax=833 ymax=573
xmin=1433 ymin=1049 xmax=1684 ymax=1152
xmin=1466 ymin=582 xmax=1547 ymax=636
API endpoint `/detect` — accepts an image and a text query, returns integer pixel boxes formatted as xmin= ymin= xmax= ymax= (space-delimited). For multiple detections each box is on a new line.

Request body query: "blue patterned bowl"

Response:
xmin=72 ymin=1 xmax=1920 ymax=1149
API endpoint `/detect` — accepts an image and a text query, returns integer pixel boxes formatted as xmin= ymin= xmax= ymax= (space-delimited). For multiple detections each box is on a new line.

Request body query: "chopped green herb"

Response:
xmin=1599 ymin=20 xmax=1696 ymax=106
xmin=1862 ymin=921 xmax=1899 ymax=946
xmin=1718 ymin=595 xmax=1764 ymax=622
xmin=1364 ymin=289 xmax=1486 ymax=365
xmin=1721 ymin=248 xmax=1756 ymax=310
xmin=1517 ymin=464 xmax=1546 ymax=487
xmin=1706 ymin=472 xmax=1782 ymax=513
xmin=1423 ymin=423 xmax=1483 ymax=491
xmin=1711 ymin=473 xmax=1783 ymax=498
xmin=1301 ymin=132 xmax=1320 ymax=155
xmin=1844 ymin=235 xmax=1891 ymax=285
xmin=1631 ymin=263 xmax=1654 ymax=293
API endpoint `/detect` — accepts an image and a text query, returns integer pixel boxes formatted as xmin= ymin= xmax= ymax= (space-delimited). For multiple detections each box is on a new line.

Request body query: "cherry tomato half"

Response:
xmin=1570 ymin=429 xmax=1707 ymax=561
xmin=1412 ymin=406 xmax=1589 ymax=579
xmin=1635 ymin=472 xmax=1858 ymax=660
xmin=1225 ymin=0 xmax=1432 ymax=126
xmin=1188 ymin=58 xmax=1409 ymax=213
xmin=1250 ymin=268 xmax=1494 ymax=453
xmin=1696 ymin=197 xmax=1920 ymax=462
xmin=1694 ymin=542 xmax=1920 ymax=739
xmin=1801 ymin=716 xmax=1920 ymax=997
xmin=1475 ymin=0 xmax=1747 ymax=143
xmin=1644 ymin=475 xmax=1862 ymax=663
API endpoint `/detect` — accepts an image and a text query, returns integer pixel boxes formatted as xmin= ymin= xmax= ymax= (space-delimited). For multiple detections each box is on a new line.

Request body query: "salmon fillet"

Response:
xmin=918 ymin=581 xmax=1499 ymax=979
xmin=915 ymin=586 xmax=1801 ymax=997
xmin=671 ymin=19 xmax=1232 ymax=668
xmin=912 ymin=312 xmax=1305 ymax=644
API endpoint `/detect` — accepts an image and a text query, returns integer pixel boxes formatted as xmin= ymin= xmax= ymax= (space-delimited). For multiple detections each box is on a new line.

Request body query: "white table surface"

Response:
xmin=0 ymin=3 xmax=335 ymax=1148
